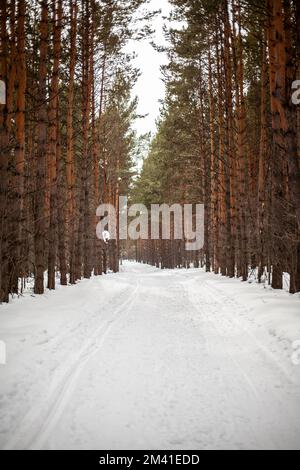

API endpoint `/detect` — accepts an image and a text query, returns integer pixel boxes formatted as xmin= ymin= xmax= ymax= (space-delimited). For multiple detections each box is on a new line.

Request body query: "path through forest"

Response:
xmin=1 ymin=262 xmax=300 ymax=450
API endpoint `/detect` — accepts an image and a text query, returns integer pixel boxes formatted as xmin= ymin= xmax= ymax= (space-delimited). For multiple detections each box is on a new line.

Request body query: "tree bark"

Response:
xmin=34 ymin=0 xmax=49 ymax=294
xmin=0 ymin=0 xmax=9 ymax=302
xmin=47 ymin=0 xmax=62 ymax=290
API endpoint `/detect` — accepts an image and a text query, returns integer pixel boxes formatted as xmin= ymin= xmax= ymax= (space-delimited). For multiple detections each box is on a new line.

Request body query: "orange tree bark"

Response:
xmin=0 ymin=0 xmax=9 ymax=302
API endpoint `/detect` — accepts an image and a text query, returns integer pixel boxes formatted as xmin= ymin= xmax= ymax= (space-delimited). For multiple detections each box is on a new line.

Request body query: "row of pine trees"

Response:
xmin=133 ymin=0 xmax=300 ymax=293
xmin=1 ymin=0 xmax=300 ymax=302
xmin=0 ymin=0 xmax=143 ymax=302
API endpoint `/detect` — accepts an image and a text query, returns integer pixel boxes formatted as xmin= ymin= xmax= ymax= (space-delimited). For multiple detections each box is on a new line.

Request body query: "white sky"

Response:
xmin=126 ymin=0 xmax=172 ymax=136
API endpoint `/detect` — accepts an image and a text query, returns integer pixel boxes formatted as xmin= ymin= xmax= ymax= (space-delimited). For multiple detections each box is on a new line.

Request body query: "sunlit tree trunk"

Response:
xmin=0 ymin=0 xmax=9 ymax=302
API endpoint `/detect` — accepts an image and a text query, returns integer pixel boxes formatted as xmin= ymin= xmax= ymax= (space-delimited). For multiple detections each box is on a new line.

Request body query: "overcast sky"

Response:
xmin=126 ymin=0 xmax=172 ymax=136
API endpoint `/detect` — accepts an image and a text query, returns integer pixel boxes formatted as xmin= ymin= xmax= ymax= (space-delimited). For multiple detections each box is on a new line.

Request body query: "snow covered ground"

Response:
xmin=0 ymin=261 xmax=300 ymax=450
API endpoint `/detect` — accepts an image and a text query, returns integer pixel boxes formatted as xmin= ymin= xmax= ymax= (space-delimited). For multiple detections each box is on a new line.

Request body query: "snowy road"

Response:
xmin=1 ymin=262 xmax=300 ymax=450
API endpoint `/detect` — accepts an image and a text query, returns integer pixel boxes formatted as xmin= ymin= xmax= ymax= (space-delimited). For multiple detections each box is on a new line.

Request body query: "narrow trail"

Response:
xmin=1 ymin=263 xmax=300 ymax=450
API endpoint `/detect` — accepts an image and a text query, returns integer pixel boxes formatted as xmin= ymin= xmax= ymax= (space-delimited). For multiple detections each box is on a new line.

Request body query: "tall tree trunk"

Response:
xmin=75 ymin=0 xmax=92 ymax=280
xmin=56 ymin=110 xmax=67 ymax=285
xmin=67 ymin=0 xmax=77 ymax=284
xmin=208 ymin=47 xmax=218 ymax=273
xmin=216 ymin=16 xmax=227 ymax=276
xmin=233 ymin=0 xmax=248 ymax=281
xmin=34 ymin=0 xmax=49 ymax=294
xmin=0 ymin=0 xmax=9 ymax=302
xmin=223 ymin=0 xmax=235 ymax=277
xmin=83 ymin=11 xmax=94 ymax=279
xmin=258 ymin=28 xmax=268 ymax=282
xmin=47 ymin=0 xmax=62 ymax=290
xmin=14 ymin=0 xmax=26 ymax=289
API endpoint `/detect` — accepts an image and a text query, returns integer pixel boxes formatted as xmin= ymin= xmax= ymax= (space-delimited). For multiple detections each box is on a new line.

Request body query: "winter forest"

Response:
xmin=0 ymin=0 xmax=300 ymax=300
xmin=0 ymin=0 xmax=300 ymax=452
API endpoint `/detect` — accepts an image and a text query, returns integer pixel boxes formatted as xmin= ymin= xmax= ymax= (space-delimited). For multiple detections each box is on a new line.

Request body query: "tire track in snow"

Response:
xmin=181 ymin=274 xmax=300 ymax=448
xmin=201 ymin=278 xmax=298 ymax=384
xmin=3 ymin=278 xmax=140 ymax=450
xmin=180 ymin=276 xmax=279 ymax=448
xmin=199 ymin=278 xmax=300 ymax=446
xmin=0 ymin=277 xmax=132 ymax=447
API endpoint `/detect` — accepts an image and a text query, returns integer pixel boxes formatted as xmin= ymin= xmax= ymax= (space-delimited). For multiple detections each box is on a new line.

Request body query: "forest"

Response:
xmin=1 ymin=0 xmax=300 ymax=303
xmin=0 ymin=0 xmax=147 ymax=302
xmin=1 ymin=0 xmax=300 ymax=453
xmin=133 ymin=0 xmax=300 ymax=293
